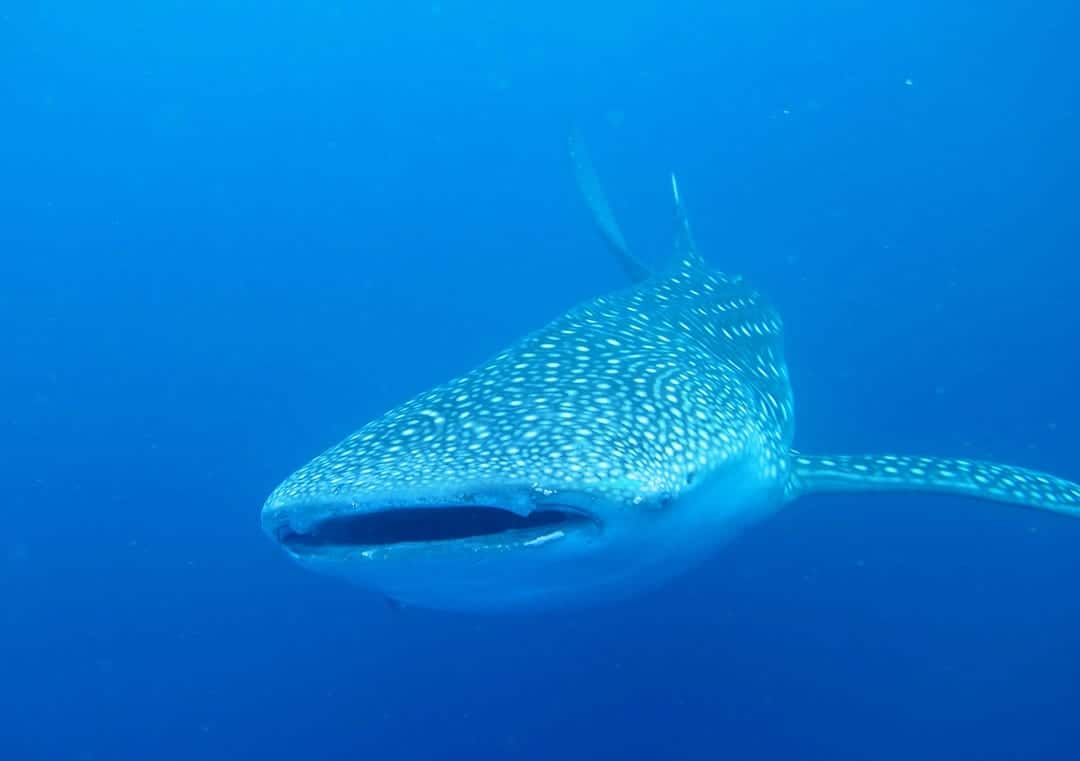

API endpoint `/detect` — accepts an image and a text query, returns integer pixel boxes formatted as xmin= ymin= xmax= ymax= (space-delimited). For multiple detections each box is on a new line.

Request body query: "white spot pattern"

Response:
xmin=268 ymin=261 xmax=795 ymax=510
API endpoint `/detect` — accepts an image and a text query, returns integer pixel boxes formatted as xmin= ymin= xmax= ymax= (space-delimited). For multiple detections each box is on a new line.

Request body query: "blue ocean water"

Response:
xmin=3 ymin=1 xmax=1079 ymax=758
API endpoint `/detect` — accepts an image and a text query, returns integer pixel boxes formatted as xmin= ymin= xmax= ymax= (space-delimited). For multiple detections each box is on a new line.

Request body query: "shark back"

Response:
xmin=269 ymin=258 xmax=795 ymax=518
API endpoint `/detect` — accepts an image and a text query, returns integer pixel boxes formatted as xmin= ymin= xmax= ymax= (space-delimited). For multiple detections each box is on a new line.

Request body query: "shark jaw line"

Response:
xmin=268 ymin=500 xmax=603 ymax=558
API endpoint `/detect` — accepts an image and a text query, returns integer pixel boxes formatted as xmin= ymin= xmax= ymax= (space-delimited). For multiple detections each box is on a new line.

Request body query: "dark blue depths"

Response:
xmin=1 ymin=1 xmax=1078 ymax=759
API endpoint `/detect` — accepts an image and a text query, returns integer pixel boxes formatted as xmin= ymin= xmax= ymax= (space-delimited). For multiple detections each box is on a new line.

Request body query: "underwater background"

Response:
xmin=3 ymin=1 xmax=1079 ymax=759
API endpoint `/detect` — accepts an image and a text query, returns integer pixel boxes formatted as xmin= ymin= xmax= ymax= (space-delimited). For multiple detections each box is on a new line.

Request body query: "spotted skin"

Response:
xmin=262 ymin=141 xmax=1080 ymax=609
xmin=266 ymin=257 xmax=794 ymax=515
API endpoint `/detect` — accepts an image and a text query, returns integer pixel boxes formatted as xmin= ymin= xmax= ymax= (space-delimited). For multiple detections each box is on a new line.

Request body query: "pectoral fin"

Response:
xmin=786 ymin=452 xmax=1080 ymax=518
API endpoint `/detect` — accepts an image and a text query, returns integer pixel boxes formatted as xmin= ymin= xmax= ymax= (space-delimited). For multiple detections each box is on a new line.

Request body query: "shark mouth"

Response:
xmin=275 ymin=505 xmax=599 ymax=553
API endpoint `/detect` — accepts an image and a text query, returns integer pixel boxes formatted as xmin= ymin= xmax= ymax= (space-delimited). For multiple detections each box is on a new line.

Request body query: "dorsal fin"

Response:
xmin=669 ymin=173 xmax=704 ymax=270
xmin=786 ymin=452 xmax=1080 ymax=518
xmin=568 ymin=131 xmax=653 ymax=283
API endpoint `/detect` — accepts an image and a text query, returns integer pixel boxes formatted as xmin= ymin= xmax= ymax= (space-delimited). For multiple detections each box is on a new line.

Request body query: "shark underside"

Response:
xmin=261 ymin=134 xmax=1080 ymax=611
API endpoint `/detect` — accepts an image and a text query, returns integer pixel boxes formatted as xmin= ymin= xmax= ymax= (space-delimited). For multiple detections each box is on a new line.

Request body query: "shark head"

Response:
xmin=262 ymin=257 xmax=795 ymax=611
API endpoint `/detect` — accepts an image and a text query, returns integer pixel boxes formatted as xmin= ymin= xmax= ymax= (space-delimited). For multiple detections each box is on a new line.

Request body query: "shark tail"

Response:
xmin=786 ymin=452 xmax=1080 ymax=518
xmin=568 ymin=130 xmax=707 ymax=279
xmin=568 ymin=130 xmax=652 ymax=283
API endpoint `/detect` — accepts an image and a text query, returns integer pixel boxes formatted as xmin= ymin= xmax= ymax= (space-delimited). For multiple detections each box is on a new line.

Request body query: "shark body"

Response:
xmin=262 ymin=137 xmax=1080 ymax=611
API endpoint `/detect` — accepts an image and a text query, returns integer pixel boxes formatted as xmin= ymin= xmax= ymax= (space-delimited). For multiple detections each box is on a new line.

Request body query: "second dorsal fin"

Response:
xmin=669 ymin=173 xmax=704 ymax=270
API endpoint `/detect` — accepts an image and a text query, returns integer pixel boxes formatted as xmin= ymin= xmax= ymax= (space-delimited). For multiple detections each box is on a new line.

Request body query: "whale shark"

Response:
xmin=262 ymin=135 xmax=1080 ymax=611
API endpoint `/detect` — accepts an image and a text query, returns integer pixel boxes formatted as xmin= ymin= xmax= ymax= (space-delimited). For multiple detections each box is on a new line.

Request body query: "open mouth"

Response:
xmin=275 ymin=505 xmax=598 ymax=554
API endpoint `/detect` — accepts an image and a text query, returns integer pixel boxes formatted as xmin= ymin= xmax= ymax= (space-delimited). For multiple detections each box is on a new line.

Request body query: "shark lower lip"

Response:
xmin=274 ymin=505 xmax=600 ymax=555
